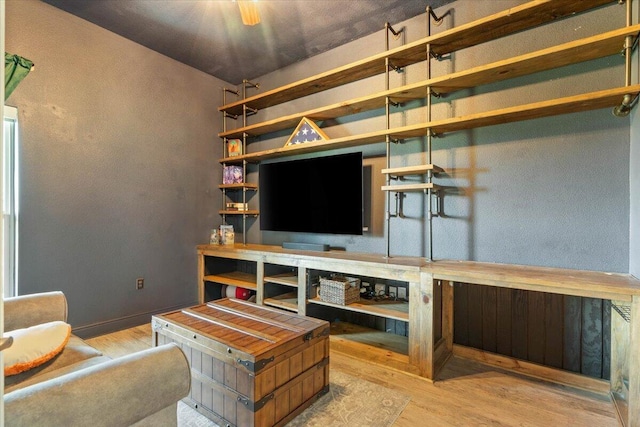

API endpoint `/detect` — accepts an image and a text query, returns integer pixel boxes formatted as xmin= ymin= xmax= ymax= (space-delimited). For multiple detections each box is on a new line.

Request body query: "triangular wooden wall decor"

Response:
xmin=285 ymin=117 xmax=329 ymax=146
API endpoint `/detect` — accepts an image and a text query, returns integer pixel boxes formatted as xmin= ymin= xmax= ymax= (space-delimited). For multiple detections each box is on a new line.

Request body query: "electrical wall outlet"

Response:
xmin=397 ymin=287 xmax=407 ymax=300
xmin=388 ymin=285 xmax=397 ymax=298
xmin=136 ymin=278 xmax=144 ymax=290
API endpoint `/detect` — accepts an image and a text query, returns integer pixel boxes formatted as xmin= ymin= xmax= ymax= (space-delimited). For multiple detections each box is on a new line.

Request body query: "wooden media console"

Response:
xmin=197 ymin=244 xmax=640 ymax=426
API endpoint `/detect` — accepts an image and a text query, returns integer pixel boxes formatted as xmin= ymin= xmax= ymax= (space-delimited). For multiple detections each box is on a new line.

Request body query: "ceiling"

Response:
xmin=41 ymin=0 xmax=454 ymax=85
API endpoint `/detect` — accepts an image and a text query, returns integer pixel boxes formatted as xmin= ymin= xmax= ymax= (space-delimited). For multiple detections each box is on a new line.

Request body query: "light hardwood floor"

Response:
xmin=87 ymin=324 xmax=620 ymax=426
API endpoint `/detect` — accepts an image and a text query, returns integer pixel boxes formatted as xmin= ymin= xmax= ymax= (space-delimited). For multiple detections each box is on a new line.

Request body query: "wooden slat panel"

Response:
xmin=602 ymin=300 xmax=611 ymax=381
xmin=511 ymin=290 xmax=528 ymax=360
xmin=454 ymin=287 xmax=610 ymax=379
xmin=223 ymin=363 xmax=237 ymax=424
xmin=396 ymin=318 xmax=408 ymax=337
xmin=467 ymin=284 xmax=484 ymax=350
xmin=544 ymin=293 xmax=564 ymax=369
xmin=528 ymin=291 xmax=546 ymax=364
xmin=384 ymin=318 xmax=394 ymax=335
xmin=563 ymin=295 xmax=582 ymax=373
xmin=482 ymin=286 xmax=497 ymax=353
xmin=454 ymin=283 xmax=469 ymax=346
xmin=582 ymin=298 xmax=604 ymax=378
xmin=496 ymin=287 xmax=512 ymax=356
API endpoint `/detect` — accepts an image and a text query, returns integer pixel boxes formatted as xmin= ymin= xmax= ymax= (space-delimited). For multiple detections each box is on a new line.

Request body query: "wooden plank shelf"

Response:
xmin=219 ymin=24 xmax=640 ymax=140
xmin=219 ymin=0 xmax=615 ymax=117
xmin=382 ymin=164 xmax=444 ymax=176
xmin=218 ymin=210 xmax=259 ymax=216
xmin=263 ymin=292 xmax=298 ymax=312
xmin=219 ymin=85 xmax=640 ymax=164
xmin=430 ymin=260 xmax=640 ymax=301
xmin=381 ymin=183 xmax=441 ymax=192
xmin=328 ymin=322 xmax=414 ymax=374
xmin=203 ymin=271 xmax=257 ymax=290
xmin=218 ymin=183 xmax=258 ymax=190
xmin=309 ymin=297 xmax=409 ymax=322
xmin=264 ymin=273 xmax=298 ymax=287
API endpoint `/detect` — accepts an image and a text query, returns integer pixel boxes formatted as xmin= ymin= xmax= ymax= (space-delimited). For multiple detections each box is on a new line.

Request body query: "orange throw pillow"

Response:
xmin=3 ymin=321 xmax=72 ymax=376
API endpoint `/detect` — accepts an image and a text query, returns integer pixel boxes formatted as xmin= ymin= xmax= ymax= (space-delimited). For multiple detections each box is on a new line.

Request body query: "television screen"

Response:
xmin=259 ymin=152 xmax=363 ymax=235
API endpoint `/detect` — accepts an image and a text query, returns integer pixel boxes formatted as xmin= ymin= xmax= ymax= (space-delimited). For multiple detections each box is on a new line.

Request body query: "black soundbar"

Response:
xmin=282 ymin=242 xmax=330 ymax=252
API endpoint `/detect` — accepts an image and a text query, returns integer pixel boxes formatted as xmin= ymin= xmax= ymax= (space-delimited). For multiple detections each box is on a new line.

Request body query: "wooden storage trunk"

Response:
xmin=152 ymin=298 xmax=330 ymax=427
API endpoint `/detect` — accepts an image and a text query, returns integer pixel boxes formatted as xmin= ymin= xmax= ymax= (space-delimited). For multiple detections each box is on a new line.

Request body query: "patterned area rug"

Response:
xmin=178 ymin=371 xmax=410 ymax=427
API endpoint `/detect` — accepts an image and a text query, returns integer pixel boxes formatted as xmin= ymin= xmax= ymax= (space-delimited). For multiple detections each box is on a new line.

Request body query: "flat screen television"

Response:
xmin=259 ymin=152 xmax=363 ymax=235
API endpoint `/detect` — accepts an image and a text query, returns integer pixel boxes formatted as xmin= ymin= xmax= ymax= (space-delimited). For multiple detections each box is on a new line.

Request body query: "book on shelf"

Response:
xmin=227 ymin=139 xmax=242 ymax=157
xmin=226 ymin=202 xmax=248 ymax=211
xmin=222 ymin=165 xmax=243 ymax=184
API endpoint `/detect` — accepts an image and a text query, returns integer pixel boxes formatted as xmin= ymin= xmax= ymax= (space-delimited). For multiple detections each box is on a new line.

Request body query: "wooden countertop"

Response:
xmin=197 ymin=244 xmax=640 ymax=301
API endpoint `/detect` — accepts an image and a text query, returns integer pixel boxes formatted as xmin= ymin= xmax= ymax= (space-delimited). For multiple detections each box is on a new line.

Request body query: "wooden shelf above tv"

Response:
xmin=219 ymin=85 xmax=640 ymax=164
xmin=219 ymin=0 xmax=615 ymax=117
xmin=219 ymin=24 xmax=639 ymax=140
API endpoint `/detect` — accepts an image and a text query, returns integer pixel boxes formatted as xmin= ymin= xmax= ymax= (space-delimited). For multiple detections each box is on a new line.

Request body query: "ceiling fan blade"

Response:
xmin=237 ymin=1 xmax=261 ymax=26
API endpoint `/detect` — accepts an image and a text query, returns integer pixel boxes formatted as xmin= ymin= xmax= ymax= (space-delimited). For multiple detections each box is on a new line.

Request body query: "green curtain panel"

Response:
xmin=5 ymin=53 xmax=34 ymax=100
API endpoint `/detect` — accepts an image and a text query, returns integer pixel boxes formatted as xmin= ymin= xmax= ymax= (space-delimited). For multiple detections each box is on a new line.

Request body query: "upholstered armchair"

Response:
xmin=3 ymin=291 xmax=191 ymax=426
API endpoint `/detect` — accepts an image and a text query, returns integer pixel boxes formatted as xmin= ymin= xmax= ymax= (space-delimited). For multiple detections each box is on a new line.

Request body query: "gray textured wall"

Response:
xmin=3 ymin=0 xmax=636 ymax=343
xmin=5 ymin=0 xmax=222 ymax=336
xmin=238 ymin=0 xmax=631 ymax=273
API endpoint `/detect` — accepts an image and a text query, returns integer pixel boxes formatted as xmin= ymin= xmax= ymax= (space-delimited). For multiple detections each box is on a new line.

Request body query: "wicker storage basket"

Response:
xmin=319 ymin=276 xmax=360 ymax=305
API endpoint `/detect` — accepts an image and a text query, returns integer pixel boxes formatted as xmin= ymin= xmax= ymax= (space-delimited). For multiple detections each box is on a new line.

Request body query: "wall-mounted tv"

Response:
xmin=259 ymin=152 xmax=363 ymax=235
